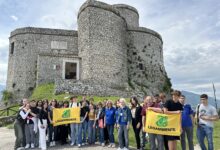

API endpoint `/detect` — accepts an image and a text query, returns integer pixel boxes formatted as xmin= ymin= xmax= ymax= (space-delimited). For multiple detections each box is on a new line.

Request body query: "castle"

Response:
xmin=6 ymin=0 xmax=171 ymax=99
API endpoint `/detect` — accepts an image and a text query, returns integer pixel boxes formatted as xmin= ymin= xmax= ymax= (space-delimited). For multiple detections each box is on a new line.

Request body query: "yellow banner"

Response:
xmin=53 ymin=107 xmax=80 ymax=126
xmin=145 ymin=109 xmax=181 ymax=136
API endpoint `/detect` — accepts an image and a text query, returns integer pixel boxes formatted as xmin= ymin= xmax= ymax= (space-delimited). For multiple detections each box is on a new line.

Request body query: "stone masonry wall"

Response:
xmin=127 ymin=27 xmax=168 ymax=95
xmin=6 ymin=27 xmax=78 ymax=98
xmin=78 ymin=1 xmax=128 ymax=88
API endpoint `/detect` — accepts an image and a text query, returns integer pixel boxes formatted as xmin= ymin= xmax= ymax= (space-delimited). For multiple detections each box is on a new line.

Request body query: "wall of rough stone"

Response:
xmin=78 ymin=1 xmax=128 ymax=88
xmin=127 ymin=27 xmax=168 ymax=95
xmin=37 ymin=54 xmax=81 ymax=85
xmin=6 ymin=27 xmax=78 ymax=98
xmin=113 ymin=4 xmax=139 ymax=27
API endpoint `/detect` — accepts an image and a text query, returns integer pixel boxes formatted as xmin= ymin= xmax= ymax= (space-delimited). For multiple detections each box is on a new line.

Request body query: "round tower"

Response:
xmin=113 ymin=4 xmax=139 ymax=27
xmin=78 ymin=0 xmax=128 ymax=88
xmin=127 ymin=27 xmax=167 ymax=94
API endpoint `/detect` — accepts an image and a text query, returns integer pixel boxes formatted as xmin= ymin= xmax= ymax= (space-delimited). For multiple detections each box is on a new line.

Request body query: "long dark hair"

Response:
xmin=130 ymin=96 xmax=140 ymax=108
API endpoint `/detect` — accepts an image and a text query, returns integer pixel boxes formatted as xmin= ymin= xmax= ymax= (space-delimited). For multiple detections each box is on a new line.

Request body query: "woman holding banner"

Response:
xmin=163 ymin=90 xmax=183 ymax=150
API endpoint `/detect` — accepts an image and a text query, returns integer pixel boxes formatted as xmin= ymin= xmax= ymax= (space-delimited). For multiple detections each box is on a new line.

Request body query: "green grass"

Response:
xmin=30 ymin=83 xmax=122 ymax=102
xmin=0 ymin=105 xmax=19 ymax=116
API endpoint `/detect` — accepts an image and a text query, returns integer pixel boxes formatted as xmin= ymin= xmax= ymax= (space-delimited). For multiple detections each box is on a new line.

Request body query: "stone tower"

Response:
xmin=6 ymin=0 xmax=171 ymax=99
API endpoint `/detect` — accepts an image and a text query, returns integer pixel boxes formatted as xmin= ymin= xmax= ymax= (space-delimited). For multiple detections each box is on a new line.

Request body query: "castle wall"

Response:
xmin=37 ymin=54 xmax=81 ymax=85
xmin=78 ymin=1 xmax=128 ymax=88
xmin=127 ymin=27 xmax=167 ymax=95
xmin=113 ymin=4 xmax=139 ymax=27
xmin=6 ymin=27 xmax=78 ymax=98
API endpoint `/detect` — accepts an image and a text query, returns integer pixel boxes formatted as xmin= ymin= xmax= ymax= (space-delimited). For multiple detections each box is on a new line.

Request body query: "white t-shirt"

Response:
xmin=196 ymin=104 xmax=218 ymax=127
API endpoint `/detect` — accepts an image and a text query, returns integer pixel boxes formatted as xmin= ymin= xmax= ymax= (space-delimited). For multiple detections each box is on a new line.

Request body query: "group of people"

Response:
xmin=14 ymin=90 xmax=219 ymax=150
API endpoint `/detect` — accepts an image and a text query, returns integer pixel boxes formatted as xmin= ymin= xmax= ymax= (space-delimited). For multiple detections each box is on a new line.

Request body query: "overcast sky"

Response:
xmin=0 ymin=0 xmax=220 ymax=98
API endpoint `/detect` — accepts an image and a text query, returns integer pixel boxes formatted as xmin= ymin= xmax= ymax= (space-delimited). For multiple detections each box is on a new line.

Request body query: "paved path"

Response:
xmin=0 ymin=127 xmax=201 ymax=150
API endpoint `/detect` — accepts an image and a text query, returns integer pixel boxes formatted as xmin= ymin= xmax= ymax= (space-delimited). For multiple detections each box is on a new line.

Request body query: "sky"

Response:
xmin=0 ymin=0 xmax=220 ymax=98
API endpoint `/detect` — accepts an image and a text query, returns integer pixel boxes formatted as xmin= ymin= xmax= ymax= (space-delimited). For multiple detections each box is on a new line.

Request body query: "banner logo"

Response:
xmin=62 ymin=109 xmax=70 ymax=118
xmin=156 ymin=116 xmax=168 ymax=127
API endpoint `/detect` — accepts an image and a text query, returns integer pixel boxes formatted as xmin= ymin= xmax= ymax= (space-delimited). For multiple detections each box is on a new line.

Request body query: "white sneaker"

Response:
xmin=70 ymin=142 xmax=74 ymax=146
xmin=101 ymin=143 xmax=105 ymax=147
xmin=78 ymin=144 xmax=81 ymax=147
xmin=82 ymin=143 xmax=85 ymax=146
xmin=25 ymin=144 xmax=30 ymax=149
xmin=49 ymin=142 xmax=53 ymax=147
xmin=111 ymin=143 xmax=116 ymax=148
xmin=108 ymin=144 xmax=112 ymax=148
xmin=31 ymin=143 xmax=35 ymax=148
xmin=123 ymin=148 xmax=129 ymax=150
xmin=117 ymin=148 xmax=123 ymax=150
xmin=53 ymin=141 xmax=56 ymax=146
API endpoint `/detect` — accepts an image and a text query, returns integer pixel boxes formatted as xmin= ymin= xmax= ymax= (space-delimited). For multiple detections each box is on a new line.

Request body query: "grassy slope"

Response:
xmin=27 ymin=84 xmax=220 ymax=149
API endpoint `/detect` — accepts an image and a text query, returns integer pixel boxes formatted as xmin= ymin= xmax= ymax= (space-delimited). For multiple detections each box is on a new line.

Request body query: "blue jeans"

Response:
xmin=118 ymin=125 xmax=129 ymax=149
xmin=197 ymin=124 xmax=213 ymax=150
xmin=106 ymin=124 xmax=115 ymax=144
xmin=88 ymin=120 xmax=96 ymax=144
xmin=98 ymin=127 xmax=104 ymax=143
xmin=70 ymin=123 xmax=79 ymax=144
xmin=78 ymin=118 xmax=88 ymax=144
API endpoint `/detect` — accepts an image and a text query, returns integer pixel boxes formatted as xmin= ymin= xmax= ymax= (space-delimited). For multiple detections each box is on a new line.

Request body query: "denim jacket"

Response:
xmin=116 ymin=106 xmax=132 ymax=125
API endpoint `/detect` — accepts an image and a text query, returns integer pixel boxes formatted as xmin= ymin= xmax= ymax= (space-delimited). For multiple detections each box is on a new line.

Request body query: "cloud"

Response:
xmin=10 ymin=15 xmax=18 ymax=21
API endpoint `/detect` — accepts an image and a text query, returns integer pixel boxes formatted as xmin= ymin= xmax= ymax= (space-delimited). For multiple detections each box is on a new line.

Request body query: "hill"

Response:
xmin=181 ymin=90 xmax=220 ymax=109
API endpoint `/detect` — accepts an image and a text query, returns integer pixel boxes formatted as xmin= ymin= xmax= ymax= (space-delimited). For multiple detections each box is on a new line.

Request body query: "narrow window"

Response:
xmin=10 ymin=42 xmax=14 ymax=54
xmin=139 ymin=63 xmax=143 ymax=70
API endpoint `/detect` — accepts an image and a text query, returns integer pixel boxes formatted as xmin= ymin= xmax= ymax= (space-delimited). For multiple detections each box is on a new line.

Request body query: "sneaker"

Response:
xmin=101 ymin=143 xmax=105 ymax=147
xmin=78 ymin=144 xmax=81 ymax=148
xmin=70 ymin=142 xmax=74 ymax=146
xmin=82 ymin=143 xmax=85 ymax=146
xmin=49 ymin=142 xmax=53 ymax=147
xmin=111 ymin=143 xmax=116 ymax=148
xmin=16 ymin=147 xmax=24 ymax=150
xmin=25 ymin=144 xmax=30 ymax=149
xmin=108 ymin=144 xmax=112 ymax=148
xmin=123 ymin=148 xmax=129 ymax=150
xmin=31 ymin=143 xmax=35 ymax=148
xmin=117 ymin=148 xmax=123 ymax=150
xmin=53 ymin=141 xmax=56 ymax=146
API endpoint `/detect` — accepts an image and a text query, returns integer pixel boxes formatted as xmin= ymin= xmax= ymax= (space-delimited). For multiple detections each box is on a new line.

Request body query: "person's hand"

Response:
xmin=142 ymin=126 xmax=145 ymax=131
xmin=127 ymin=124 xmax=129 ymax=130
xmin=136 ymin=123 xmax=140 ymax=129
xmin=104 ymin=124 xmax=106 ymax=128
xmin=200 ymin=115 xmax=209 ymax=120
xmin=116 ymin=124 xmax=119 ymax=129
xmin=93 ymin=124 xmax=95 ymax=128
xmin=50 ymin=121 xmax=53 ymax=124
xmin=27 ymin=109 xmax=31 ymax=113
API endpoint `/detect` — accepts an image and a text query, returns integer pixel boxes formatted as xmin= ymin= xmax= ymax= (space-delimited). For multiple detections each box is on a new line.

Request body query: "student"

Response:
xmin=88 ymin=103 xmax=96 ymax=144
xmin=24 ymin=103 xmax=37 ymax=149
xmin=60 ymin=101 xmax=70 ymax=145
xmin=144 ymin=96 xmax=164 ymax=150
xmin=96 ymin=102 xmax=105 ymax=146
xmin=196 ymin=94 xmax=219 ymax=150
xmin=69 ymin=96 xmax=81 ymax=146
xmin=179 ymin=95 xmax=194 ymax=150
xmin=48 ymin=99 xmax=58 ymax=147
xmin=104 ymin=100 xmax=116 ymax=148
xmin=14 ymin=99 xmax=29 ymax=150
xmin=38 ymin=102 xmax=48 ymax=150
xmin=30 ymin=100 xmax=39 ymax=147
xmin=159 ymin=93 xmax=169 ymax=150
xmin=163 ymin=90 xmax=183 ymax=150
xmin=78 ymin=101 xmax=89 ymax=146
xmin=130 ymin=96 xmax=142 ymax=150
xmin=116 ymin=98 xmax=132 ymax=150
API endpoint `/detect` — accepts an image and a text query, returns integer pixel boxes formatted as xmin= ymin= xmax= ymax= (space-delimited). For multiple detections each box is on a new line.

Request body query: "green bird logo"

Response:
xmin=62 ymin=109 xmax=70 ymax=118
xmin=156 ymin=115 xmax=168 ymax=127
